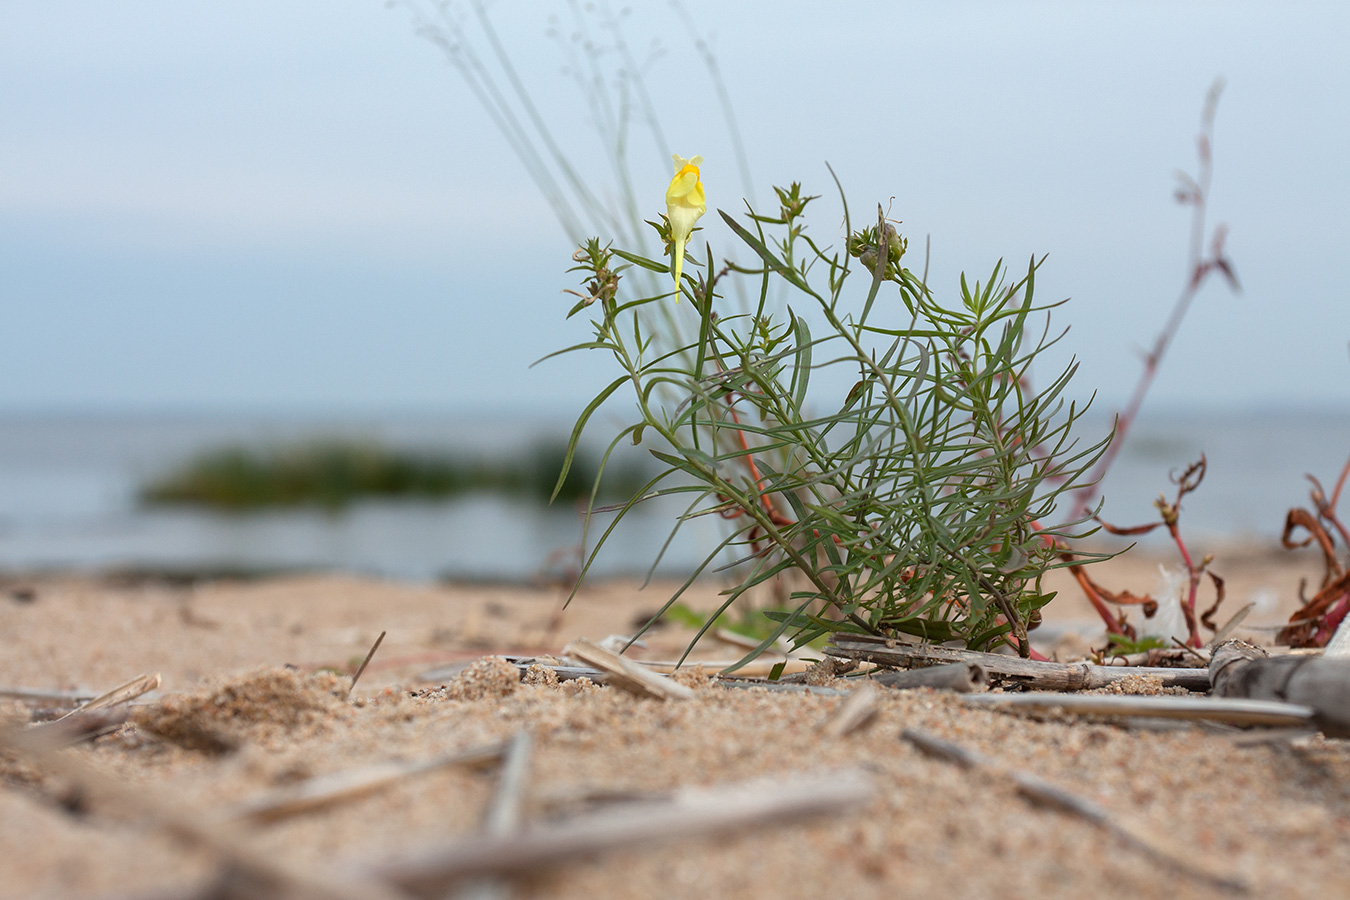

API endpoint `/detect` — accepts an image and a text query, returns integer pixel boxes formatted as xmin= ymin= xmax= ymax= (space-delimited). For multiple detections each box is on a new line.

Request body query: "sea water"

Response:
xmin=0 ymin=409 xmax=1344 ymax=581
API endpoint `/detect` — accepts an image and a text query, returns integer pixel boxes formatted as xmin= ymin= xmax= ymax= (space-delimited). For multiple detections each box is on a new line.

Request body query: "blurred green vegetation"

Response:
xmin=139 ymin=441 xmax=649 ymax=511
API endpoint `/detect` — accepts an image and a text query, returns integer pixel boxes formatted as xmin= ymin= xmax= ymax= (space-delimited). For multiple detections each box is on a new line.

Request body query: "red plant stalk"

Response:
xmin=1072 ymin=79 xmax=1239 ymax=519
xmin=1314 ymin=595 xmax=1350 ymax=646
xmin=1029 ymin=521 xmax=1133 ymax=636
xmin=1164 ymin=516 xmax=1205 ymax=648
xmin=1320 ymin=455 xmax=1350 ymax=550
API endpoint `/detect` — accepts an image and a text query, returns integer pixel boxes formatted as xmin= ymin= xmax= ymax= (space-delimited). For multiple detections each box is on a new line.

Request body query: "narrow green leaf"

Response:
xmin=552 ymin=375 xmax=629 ymax=503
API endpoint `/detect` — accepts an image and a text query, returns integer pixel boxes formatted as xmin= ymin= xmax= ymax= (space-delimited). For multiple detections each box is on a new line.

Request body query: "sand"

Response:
xmin=2 ymin=542 xmax=1348 ymax=899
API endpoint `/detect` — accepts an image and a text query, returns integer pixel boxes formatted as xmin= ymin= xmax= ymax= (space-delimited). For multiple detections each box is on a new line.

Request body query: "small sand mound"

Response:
xmin=133 ymin=666 xmax=350 ymax=753
xmin=1099 ymin=674 xmax=1168 ymax=695
xmin=440 ymin=656 xmax=520 ymax=701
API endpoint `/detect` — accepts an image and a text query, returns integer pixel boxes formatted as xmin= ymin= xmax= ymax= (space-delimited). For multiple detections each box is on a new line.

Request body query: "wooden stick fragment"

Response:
xmin=27 ymin=707 xmax=130 ymax=747
xmin=561 ymin=640 xmax=696 ymax=700
xmin=713 ymin=677 xmax=849 ymax=696
xmin=962 ymin=692 xmax=1316 ymax=730
xmin=825 ymin=634 xmax=1211 ymax=692
xmin=419 ymin=655 xmax=810 ymax=685
xmin=821 ymin=685 xmax=880 ymax=738
xmin=0 ymin=687 xmax=95 ymax=707
xmin=0 ymin=725 xmax=415 ymax=900
xmin=55 ymin=672 xmax=161 ymax=721
xmin=1209 ymin=640 xmax=1350 ymax=737
xmin=452 ymin=732 xmax=534 ymax=900
xmin=871 ymin=662 xmax=987 ymax=693
xmin=366 ymin=768 xmax=873 ymax=896
xmin=482 ymin=731 xmax=532 ymax=832
xmin=218 ymin=742 xmax=509 ymax=825
xmin=1209 ymin=602 xmax=1256 ymax=647
xmin=1326 ymin=612 xmax=1350 ymax=659
xmin=900 ymin=728 xmax=1247 ymax=894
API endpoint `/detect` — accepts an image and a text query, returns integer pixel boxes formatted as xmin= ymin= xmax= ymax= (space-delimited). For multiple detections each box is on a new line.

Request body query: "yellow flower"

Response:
xmin=665 ymin=153 xmax=706 ymax=291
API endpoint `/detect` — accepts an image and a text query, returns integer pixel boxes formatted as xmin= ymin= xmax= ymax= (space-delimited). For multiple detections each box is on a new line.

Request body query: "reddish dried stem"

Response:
xmin=1072 ymin=80 xmax=1234 ymax=519
xmin=721 ymin=397 xmax=783 ymax=523
xmin=1325 ymin=454 xmax=1350 ymax=550
xmin=1313 ymin=594 xmax=1350 ymax=646
xmin=1165 ymin=518 xmax=1205 ymax=648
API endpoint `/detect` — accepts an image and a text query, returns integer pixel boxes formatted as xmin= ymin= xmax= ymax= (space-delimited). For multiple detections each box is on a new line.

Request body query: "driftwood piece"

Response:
xmin=825 ymin=634 xmax=1211 ymax=692
xmin=560 ymin=640 xmax=696 ymax=701
xmin=366 ymin=768 xmax=872 ymax=896
xmin=963 ymin=692 xmax=1316 ymax=730
xmin=1209 ymin=640 xmax=1350 ymax=738
xmin=219 ymin=741 xmax=509 ymax=825
xmin=901 ymin=728 xmax=1247 ymax=893
xmin=871 ymin=662 xmax=987 ymax=693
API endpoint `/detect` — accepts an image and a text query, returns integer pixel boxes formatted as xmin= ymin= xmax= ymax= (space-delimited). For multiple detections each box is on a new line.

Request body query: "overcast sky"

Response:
xmin=2 ymin=1 xmax=1347 ymax=418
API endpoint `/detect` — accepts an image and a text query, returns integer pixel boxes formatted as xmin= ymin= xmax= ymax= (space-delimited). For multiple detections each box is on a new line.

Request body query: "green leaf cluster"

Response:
xmin=554 ymin=181 xmax=1110 ymax=665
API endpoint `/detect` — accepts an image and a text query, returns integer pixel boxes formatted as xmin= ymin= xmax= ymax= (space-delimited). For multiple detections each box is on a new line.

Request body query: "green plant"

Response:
xmin=554 ymin=179 xmax=1111 ymax=663
xmin=1102 ymin=633 xmax=1170 ymax=656
xmin=140 ymin=440 xmax=648 ymax=511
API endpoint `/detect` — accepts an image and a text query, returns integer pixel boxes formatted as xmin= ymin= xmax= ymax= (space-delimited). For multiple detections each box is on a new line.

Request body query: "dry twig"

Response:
xmin=0 ymin=724 xmax=414 ymax=900
xmin=561 ymin=639 xmax=696 ymax=700
xmin=962 ymin=692 xmax=1315 ymax=730
xmin=346 ymin=631 xmax=386 ymax=700
xmin=901 ymin=728 xmax=1247 ymax=894
xmin=825 ymin=634 xmax=1211 ymax=691
xmin=54 ymin=672 xmax=160 ymax=720
xmin=452 ymin=732 xmax=534 ymax=900
xmin=218 ymin=741 xmax=509 ymax=825
xmin=871 ymin=662 xmax=988 ymax=692
xmin=365 ymin=768 xmax=873 ymax=895
xmin=820 ymin=684 xmax=880 ymax=738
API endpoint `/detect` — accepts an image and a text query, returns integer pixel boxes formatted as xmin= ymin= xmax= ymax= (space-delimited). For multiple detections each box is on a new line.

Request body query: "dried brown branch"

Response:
xmin=1282 ymin=507 xmax=1343 ymax=585
xmin=1278 ymin=569 xmax=1350 ymax=648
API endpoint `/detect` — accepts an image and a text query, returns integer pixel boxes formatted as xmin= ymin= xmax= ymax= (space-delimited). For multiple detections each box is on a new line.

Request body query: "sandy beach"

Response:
xmin=3 ymin=541 xmax=1348 ymax=899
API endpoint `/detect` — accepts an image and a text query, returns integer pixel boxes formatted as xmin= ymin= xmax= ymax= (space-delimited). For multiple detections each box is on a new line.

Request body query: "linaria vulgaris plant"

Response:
xmin=552 ymin=167 xmax=1111 ymax=663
